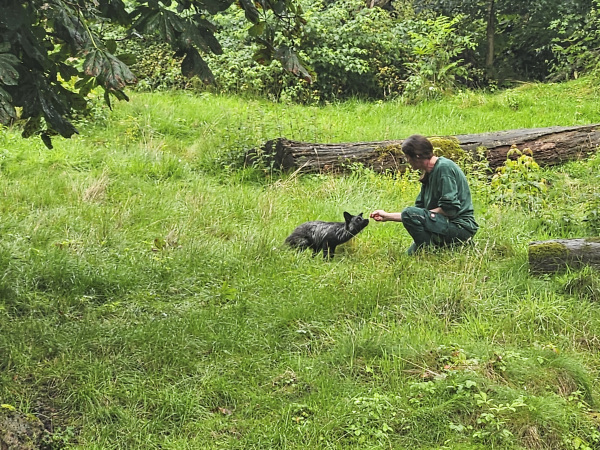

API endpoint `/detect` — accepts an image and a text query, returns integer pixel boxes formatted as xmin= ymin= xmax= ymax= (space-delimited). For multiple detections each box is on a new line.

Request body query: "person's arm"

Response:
xmin=429 ymin=207 xmax=447 ymax=216
xmin=370 ymin=210 xmax=403 ymax=222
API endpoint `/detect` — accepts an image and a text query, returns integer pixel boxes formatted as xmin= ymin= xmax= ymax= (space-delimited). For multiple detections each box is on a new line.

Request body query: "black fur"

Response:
xmin=285 ymin=212 xmax=369 ymax=259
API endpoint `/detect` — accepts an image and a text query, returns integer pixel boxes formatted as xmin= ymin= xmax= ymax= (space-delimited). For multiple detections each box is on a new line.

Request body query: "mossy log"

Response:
xmin=0 ymin=406 xmax=45 ymax=449
xmin=247 ymin=124 xmax=600 ymax=173
xmin=529 ymin=238 xmax=600 ymax=274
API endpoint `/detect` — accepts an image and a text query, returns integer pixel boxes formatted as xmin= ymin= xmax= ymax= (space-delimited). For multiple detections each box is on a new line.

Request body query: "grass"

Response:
xmin=2 ymin=79 xmax=600 ymax=448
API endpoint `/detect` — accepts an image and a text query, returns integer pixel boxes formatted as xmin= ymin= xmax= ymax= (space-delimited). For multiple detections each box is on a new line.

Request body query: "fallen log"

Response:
xmin=529 ymin=238 xmax=600 ymax=274
xmin=247 ymin=124 xmax=600 ymax=174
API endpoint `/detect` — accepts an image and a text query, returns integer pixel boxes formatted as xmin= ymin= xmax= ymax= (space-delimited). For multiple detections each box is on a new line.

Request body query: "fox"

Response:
xmin=285 ymin=212 xmax=369 ymax=259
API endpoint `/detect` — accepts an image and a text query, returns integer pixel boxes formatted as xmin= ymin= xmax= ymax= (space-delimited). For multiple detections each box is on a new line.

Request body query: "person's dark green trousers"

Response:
xmin=401 ymin=206 xmax=475 ymax=255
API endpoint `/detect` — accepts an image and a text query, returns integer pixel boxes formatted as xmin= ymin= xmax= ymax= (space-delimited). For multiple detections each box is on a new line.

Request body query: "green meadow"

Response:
xmin=2 ymin=79 xmax=600 ymax=449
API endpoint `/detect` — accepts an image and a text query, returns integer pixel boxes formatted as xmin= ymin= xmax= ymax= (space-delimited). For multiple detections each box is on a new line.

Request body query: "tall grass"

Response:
xmin=1 ymin=79 xmax=600 ymax=448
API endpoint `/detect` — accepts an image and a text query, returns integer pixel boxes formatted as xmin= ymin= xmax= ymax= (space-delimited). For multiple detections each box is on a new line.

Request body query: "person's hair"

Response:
xmin=401 ymin=134 xmax=434 ymax=159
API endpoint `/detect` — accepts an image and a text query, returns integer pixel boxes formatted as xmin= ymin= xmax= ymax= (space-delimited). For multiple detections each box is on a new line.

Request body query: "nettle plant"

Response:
xmin=402 ymin=14 xmax=476 ymax=102
xmin=490 ymin=145 xmax=549 ymax=210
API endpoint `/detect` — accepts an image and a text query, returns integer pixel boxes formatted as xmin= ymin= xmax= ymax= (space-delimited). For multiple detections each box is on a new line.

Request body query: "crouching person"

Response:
xmin=370 ymin=134 xmax=478 ymax=255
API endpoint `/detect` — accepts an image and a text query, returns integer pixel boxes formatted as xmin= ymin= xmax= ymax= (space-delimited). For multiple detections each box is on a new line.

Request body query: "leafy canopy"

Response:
xmin=0 ymin=0 xmax=310 ymax=148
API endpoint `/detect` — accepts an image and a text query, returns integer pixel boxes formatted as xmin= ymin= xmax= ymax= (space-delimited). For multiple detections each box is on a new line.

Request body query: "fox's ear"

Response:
xmin=343 ymin=211 xmax=352 ymax=222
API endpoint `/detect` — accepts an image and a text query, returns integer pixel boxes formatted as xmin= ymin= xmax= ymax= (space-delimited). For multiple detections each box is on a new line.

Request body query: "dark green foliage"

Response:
xmin=550 ymin=0 xmax=600 ymax=80
xmin=0 ymin=0 xmax=309 ymax=147
xmin=414 ymin=0 xmax=594 ymax=82
xmin=198 ymin=0 xmax=476 ymax=101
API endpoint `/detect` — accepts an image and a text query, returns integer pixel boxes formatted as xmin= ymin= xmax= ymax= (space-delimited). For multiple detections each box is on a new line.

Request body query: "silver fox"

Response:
xmin=285 ymin=212 xmax=369 ymax=259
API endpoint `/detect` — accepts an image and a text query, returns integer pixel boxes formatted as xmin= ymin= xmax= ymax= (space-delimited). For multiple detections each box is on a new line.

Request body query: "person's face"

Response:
xmin=405 ymin=154 xmax=424 ymax=171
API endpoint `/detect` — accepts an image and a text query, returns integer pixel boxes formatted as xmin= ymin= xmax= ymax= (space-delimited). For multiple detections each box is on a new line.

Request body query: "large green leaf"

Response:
xmin=16 ymin=27 xmax=51 ymax=70
xmin=194 ymin=18 xmax=223 ymax=54
xmin=133 ymin=7 xmax=187 ymax=45
xmin=180 ymin=22 xmax=212 ymax=53
xmin=0 ymin=2 xmax=25 ymax=31
xmin=0 ymin=87 xmax=16 ymax=125
xmin=50 ymin=4 xmax=92 ymax=52
xmin=0 ymin=52 xmax=20 ymax=86
xmin=237 ymin=0 xmax=261 ymax=24
xmin=181 ymin=47 xmax=215 ymax=83
xmin=98 ymin=0 xmax=130 ymax=25
xmin=248 ymin=22 xmax=266 ymax=37
xmin=131 ymin=7 xmax=162 ymax=35
xmin=274 ymin=46 xmax=312 ymax=82
xmin=158 ymin=10 xmax=186 ymax=44
xmin=196 ymin=0 xmax=235 ymax=14
xmin=83 ymin=49 xmax=105 ymax=78
xmin=83 ymin=49 xmax=137 ymax=91
xmin=38 ymin=97 xmax=78 ymax=138
xmin=253 ymin=47 xmax=273 ymax=65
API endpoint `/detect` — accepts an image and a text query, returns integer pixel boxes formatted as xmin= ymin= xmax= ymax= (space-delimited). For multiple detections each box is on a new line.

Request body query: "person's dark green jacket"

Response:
xmin=415 ymin=156 xmax=479 ymax=233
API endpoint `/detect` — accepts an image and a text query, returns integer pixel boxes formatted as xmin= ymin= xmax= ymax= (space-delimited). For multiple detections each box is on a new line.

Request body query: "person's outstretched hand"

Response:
xmin=370 ymin=210 xmax=386 ymax=222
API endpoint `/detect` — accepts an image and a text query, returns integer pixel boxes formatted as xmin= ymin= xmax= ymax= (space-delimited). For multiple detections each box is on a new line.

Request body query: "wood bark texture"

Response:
xmin=529 ymin=238 xmax=600 ymax=274
xmin=247 ymin=124 xmax=600 ymax=174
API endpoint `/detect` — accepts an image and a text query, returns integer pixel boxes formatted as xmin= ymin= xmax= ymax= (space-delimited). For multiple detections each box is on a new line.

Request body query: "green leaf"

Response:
xmin=116 ymin=53 xmax=137 ymax=66
xmin=132 ymin=8 xmax=162 ymax=35
xmin=180 ymin=24 xmax=212 ymax=53
xmin=0 ymin=3 xmax=26 ymax=31
xmin=273 ymin=0 xmax=286 ymax=15
xmin=16 ymin=27 xmax=50 ymax=70
xmin=274 ymin=46 xmax=312 ymax=82
xmin=83 ymin=49 xmax=105 ymax=78
xmin=158 ymin=10 xmax=186 ymax=44
xmin=22 ymin=116 xmax=42 ymax=139
xmin=106 ymin=39 xmax=118 ymax=54
xmin=248 ymin=22 xmax=265 ymax=37
xmin=51 ymin=5 xmax=92 ymax=51
xmin=180 ymin=17 xmax=222 ymax=54
xmin=98 ymin=0 xmax=130 ymax=25
xmin=0 ymin=87 xmax=16 ymax=125
xmin=0 ymin=52 xmax=19 ymax=85
xmin=195 ymin=20 xmax=223 ymax=54
xmin=253 ymin=47 xmax=273 ymax=65
xmin=58 ymin=63 xmax=80 ymax=81
xmin=176 ymin=0 xmax=192 ymax=13
xmin=103 ymin=89 xmax=112 ymax=110
xmin=38 ymin=91 xmax=78 ymax=138
xmin=196 ymin=0 xmax=236 ymax=14
xmin=238 ymin=0 xmax=261 ymax=24
xmin=41 ymin=132 xmax=53 ymax=150
xmin=84 ymin=49 xmax=137 ymax=91
xmin=181 ymin=47 xmax=215 ymax=83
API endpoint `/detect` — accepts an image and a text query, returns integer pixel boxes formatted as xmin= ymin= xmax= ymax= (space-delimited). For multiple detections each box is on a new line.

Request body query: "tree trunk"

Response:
xmin=486 ymin=0 xmax=496 ymax=79
xmin=247 ymin=124 xmax=600 ymax=174
xmin=529 ymin=239 xmax=600 ymax=274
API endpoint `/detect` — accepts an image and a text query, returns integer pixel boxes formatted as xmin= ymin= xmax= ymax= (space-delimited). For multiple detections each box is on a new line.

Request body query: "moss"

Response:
xmin=585 ymin=237 xmax=600 ymax=243
xmin=529 ymin=242 xmax=569 ymax=260
xmin=429 ymin=136 xmax=469 ymax=161
xmin=374 ymin=144 xmax=403 ymax=161
xmin=375 ymin=144 xmax=403 ymax=155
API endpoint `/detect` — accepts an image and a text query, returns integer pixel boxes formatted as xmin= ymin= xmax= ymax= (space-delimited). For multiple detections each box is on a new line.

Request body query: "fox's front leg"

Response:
xmin=322 ymin=244 xmax=335 ymax=260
